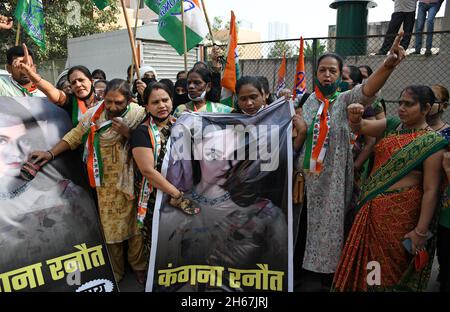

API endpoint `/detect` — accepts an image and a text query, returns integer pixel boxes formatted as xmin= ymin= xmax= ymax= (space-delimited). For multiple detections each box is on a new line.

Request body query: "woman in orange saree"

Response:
xmin=333 ymin=85 xmax=447 ymax=292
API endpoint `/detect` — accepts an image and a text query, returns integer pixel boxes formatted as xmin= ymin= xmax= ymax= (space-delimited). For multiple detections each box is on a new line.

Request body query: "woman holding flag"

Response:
xmin=295 ymin=33 xmax=406 ymax=289
xmin=15 ymin=46 xmax=100 ymax=127
xmin=28 ymin=79 xmax=148 ymax=284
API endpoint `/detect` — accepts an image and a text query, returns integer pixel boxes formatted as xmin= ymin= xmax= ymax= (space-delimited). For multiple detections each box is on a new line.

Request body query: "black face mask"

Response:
xmin=79 ymin=85 xmax=95 ymax=102
xmin=173 ymin=92 xmax=190 ymax=107
xmin=148 ymin=112 xmax=169 ymax=124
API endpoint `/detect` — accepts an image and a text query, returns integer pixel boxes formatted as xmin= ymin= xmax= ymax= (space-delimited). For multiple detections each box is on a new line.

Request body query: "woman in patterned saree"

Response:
xmin=333 ymin=85 xmax=447 ymax=291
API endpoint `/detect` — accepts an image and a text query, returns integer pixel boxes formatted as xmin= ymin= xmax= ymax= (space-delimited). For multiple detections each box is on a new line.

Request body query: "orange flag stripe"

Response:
xmin=221 ymin=11 xmax=237 ymax=92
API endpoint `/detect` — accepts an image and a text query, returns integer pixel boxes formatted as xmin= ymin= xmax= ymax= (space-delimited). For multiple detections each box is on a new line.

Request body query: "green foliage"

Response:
xmin=0 ymin=0 xmax=119 ymax=63
xmin=268 ymin=41 xmax=294 ymax=58
xmin=304 ymin=40 xmax=326 ymax=58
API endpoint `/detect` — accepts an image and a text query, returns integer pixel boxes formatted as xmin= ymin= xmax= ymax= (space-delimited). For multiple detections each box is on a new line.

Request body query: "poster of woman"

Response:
xmin=0 ymin=97 xmax=116 ymax=292
xmin=147 ymin=98 xmax=294 ymax=292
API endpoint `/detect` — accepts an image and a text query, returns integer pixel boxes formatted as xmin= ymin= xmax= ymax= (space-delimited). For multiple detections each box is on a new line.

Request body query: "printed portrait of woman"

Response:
xmin=152 ymin=113 xmax=291 ymax=292
xmin=0 ymin=98 xmax=106 ymax=288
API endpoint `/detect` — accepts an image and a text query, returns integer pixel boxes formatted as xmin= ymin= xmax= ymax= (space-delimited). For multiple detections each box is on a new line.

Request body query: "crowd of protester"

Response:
xmin=1 ymin=14 xmax=450 ymax=292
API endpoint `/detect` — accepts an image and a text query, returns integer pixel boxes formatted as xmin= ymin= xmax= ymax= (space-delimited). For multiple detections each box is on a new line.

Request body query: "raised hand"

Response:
xmin=112 ymin=117 xmax=131 ymax=138
xmin=13 ymin=44 xmax=35 ymax=76
xmin=135 ymin=79 xmax=147 ymax=97
xmin=0 ymin=15 xmax=13 ymax=30
xmin=347 ymin=103 xmax=365 ymax=125
xmin=384 ymin=32 xmax=406 ymax=69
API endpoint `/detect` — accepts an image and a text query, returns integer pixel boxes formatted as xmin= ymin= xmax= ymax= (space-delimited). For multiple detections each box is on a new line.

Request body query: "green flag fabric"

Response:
xmin=14 ymin=0 xmax=47 ymax=51
xmin=144 ymin=0 xmax=208 ymax=55
xmin=92 ymin=0 xmax=110 ymax=10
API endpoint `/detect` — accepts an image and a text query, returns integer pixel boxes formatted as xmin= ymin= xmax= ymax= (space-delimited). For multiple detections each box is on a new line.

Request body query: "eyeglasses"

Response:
xmin=398 ymin=100 xmax=417 ymax=107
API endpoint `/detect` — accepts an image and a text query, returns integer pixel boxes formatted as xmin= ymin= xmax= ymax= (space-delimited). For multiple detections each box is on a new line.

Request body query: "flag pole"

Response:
xmin=15 ymin=23 xmax=21 ymax=46
xmin=181 ymin=0 xmax=188 ymax=73
xmin=120 ymin=0 xmax=141 ymax=80
xmin=200 ymin=0 xmax=215 ymax=45
xmin=130 ymin=0 xmax=142 ymax=83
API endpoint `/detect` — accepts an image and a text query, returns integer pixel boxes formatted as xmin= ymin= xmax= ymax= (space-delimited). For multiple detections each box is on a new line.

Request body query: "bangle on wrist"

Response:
xmin=414 ymin=227 xmax=428 ymax=238
xmin=47 ymin=150 xmax=55 ymax=161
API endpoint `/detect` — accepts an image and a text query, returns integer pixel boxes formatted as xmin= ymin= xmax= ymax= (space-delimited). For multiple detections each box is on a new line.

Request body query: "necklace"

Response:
xmin=0 ymin=182 xmax=31 ymax=200
xmin=191 ymin=188 xmax=231 ymax=206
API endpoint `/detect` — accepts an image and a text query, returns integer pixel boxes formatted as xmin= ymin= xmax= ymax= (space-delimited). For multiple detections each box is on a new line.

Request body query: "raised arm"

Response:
xmin=0 ymin=15 xmax=13 ymax=30
xmin=15 ymin=44 xmax=67 ymax=105
xmin=347 ymin=103 xmax=387 ymax=138
xmin=362 ymin=33 xmax=406 ymax=98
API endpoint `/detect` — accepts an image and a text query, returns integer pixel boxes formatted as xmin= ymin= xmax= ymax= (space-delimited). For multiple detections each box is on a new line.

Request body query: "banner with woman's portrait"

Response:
xmin=147 ymin=98 xmax=294 ymax=292
xmin=0 ymin=97 xmax=116 ymax=292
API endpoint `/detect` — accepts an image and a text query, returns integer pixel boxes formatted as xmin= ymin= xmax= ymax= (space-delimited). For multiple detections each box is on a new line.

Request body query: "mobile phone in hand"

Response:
xmin=402 ymin=231 xmax=433 ymax=254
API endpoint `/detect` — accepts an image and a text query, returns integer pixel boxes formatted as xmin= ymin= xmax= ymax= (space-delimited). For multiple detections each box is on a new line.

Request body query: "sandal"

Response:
xmin=134 ymin=269 xmax=147 ymax=285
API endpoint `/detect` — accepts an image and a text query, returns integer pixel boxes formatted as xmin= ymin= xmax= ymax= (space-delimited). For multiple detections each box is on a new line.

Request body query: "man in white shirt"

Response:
xmin=376 ymin=0 xmax=418 ymax=55
xmin=6 ymin=46 xmax=46 ymax=97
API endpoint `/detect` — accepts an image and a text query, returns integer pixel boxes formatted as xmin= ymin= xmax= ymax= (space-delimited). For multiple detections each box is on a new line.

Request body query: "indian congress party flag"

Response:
xmin=92 ymin=0 xmax=110 ymax=10
xmin=15 ymin=0 xmax=46 ymax=51
xmin=220 ymin=11 xmax=240 ymax=108
xmin=145 ymin=0 xmax=208 ymax=55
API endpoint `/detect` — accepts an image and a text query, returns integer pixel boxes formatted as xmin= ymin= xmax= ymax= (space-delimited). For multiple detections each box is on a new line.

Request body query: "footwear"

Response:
xmin=410 ymin=50 xmax=421 ymax=55
xmin=134 ymin=269 xmax=147 ymax=285
xmin=425 ymin=49 xmax=432 ymax=56
xmin=375 ymin=51 xmax=387 ymax=55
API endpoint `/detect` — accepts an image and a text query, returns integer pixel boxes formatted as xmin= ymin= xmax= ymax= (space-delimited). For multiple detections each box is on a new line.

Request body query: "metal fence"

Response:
xmin=205 ymin=31 xmax=450 ymax=121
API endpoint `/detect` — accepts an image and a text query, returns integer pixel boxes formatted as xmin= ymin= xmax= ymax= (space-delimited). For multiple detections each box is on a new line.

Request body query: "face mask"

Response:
xmin=426 ymin=103 xmax=444 ymax=120
xmin=148 ymin=112 xmax=169 ymax=124
xmin=173 ymin=92 xmax=190 ymax=106
xmin=188 ymin=90 xmax=207 ymax=102
xmin=338 ymin=81 xmax=351 ymax=92
xmin=314 ymin=76 xmax=341 ymax=97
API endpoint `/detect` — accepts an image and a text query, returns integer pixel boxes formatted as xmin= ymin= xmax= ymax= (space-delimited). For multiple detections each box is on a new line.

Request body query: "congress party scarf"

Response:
xmin=71 ymin=96 xmax=88 ymax=127
xmin=84 ymin=103 xmax=130 ymax=188
xmin=303 ymin=85 xmax=339 ymax=174
xmin=137 ymin=116 xmax=161 ymax=227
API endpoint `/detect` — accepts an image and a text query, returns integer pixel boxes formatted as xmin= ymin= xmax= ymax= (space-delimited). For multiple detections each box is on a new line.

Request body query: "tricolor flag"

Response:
xmin=92 ymin=0 xmax=110 ymax=10
xmin=145 ymin=0 xmax=208 ymax=55
xmin=276 ymin=52 xmax=286 ymax=97
xmin=220 ymin=11 xmax=240 ymax=108
xmin=15 ymin=0 xmax=46 ymax=51
xmin=293 ymin=37 xmax=306 ymax=100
